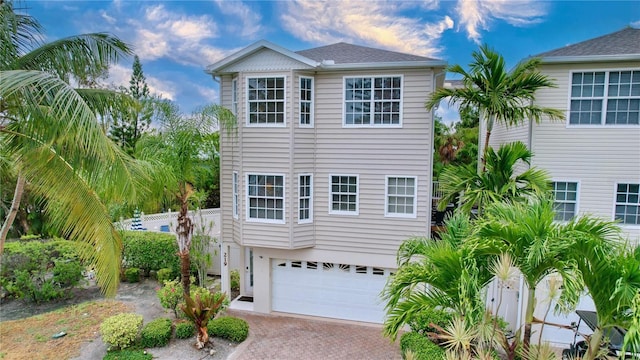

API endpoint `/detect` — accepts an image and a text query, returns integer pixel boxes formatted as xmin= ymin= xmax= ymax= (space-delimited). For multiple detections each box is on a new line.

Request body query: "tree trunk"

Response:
xmin=179 ymin=252 xmax=191 ymax=296
xmin=176 ymin=190 xmax=193 ymax=296
xmin=196 ymin=326 xmax=209 ymax=349
xmin=522 ymin=288 xmax=536 ymax=353
xmin=0 ymin=174 xmax=26 ymax=256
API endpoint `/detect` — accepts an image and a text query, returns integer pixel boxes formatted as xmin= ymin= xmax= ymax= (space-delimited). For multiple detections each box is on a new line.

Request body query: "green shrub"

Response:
xmin=409 ymin=308 xmax=453 ymax=335
xmin=207 ymin=317 xmax=249 ymax=342
xmin=230 ymin=269 xmax=240 ymax=291
xmin=140 ymin=318 xmax=172 ymax=348
xmin=174 ymin=320 xmax=194 ymax=339
xmin=121 ymin=231 xmax=180 ymax=277
xmin=157 ymin=280 xmax=182 ymax=317
xmin=52 ymin=260 xmax=83 ymax=287
xmin=103 ymin=349 xmax=152 ymax=360
xmin=400 ymin=332 xmax=445 ymax=360
xmin=186 ymin=287 xmax=229 ymax=318
xmin=156 ymin=268 xmax=174 ymax=284
xmin=100 ymin=313 xmax=143 ymax=350
xmin=124 ymin=268 xmax=140 ymax=283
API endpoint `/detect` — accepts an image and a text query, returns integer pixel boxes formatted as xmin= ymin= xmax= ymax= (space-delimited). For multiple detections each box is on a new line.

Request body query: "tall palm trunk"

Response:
xmin=176 ymin=192 xmax=193 ymax=296
xmin=523 ymin=288 xmax=536 ymax=352
xmin=481 ymin=114 xmax=495 ymax=173
xmin=0 ymin=174 xmax=25 ymax=255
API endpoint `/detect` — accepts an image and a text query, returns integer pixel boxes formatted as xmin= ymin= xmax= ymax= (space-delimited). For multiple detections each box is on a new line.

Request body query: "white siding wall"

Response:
xmin=223 ymin=48 xmax=313 ymax=72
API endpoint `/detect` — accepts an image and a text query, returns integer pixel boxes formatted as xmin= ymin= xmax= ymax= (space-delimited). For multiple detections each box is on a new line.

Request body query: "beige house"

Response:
xmin=484 ymin=27 xmax=640 ymax=346
xmin=206 ymin=41 xmax=446 ymax=323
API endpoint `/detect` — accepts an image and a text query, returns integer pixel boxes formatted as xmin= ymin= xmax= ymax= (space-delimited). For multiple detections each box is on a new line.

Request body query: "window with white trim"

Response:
xmin=615 ymin=183 xmax=640 ymax=225
xmin=298 ymin=174 xmax=312 ymax=223
xmin=247 ymin=77 xmax=285 ymax=125
xmin=569 ymin=70 xmax=640 ymax=125
xmin=344 ymin=76 xmax=402 ymax=126
xmin=386 ymin=176 xmax=417 ymax=217
xmin=300 ymin=77 xmax=313 ymax=127
xmin=247 ymin=174 xmax=284 ymax=222
xmin=231 ymin=78 xmax=238 ymax=115
xmin=330 ymin=175 xmax=358 ymax=214
xmin=552 ymin=181 xmax=578 ymax=221
xmin=232 ymin=172 xmax=239 ymax=219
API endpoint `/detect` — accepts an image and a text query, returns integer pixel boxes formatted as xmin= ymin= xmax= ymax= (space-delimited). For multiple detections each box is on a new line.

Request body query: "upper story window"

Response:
xmin=247 ymin=174 xmax=285 ymax=223
xmin=615 ymin=183 xmax=639 ymax=225
xmin=247 ymin=77 xmax=285 ymax=126
xmin=300 ymin=77 xmax=314 ymax=127
xmin=298 ymin=174 xmax=313 ymax=223
xmin=569 ymin=70 xmax=640 ymax=125
xmin=232 ymin=172 xmax=239 ymax=219
xmin=344 ymin=76 xmax=402 ymax=126
xmin=552 ymin=181 xmax=578 ymax=221
xmin=329 ymin=175 xmax=358 ymax=215
xmin=231 ymin=78 xmax=238 ymax=115
xmin=385 ymin=176 xmax=417 ymax=218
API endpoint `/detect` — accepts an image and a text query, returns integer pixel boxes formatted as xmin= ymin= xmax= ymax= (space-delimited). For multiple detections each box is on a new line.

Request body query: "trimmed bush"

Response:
xmin=400 ymin=332 xmax=445 ymax=360
xmin=157 ymin=280 xmax=182 ymax=317
xmin=100 ymin=313 xmax=143 ymax=350
xmin=121 ymin=231 xmax=179 ymax=277
xmin=409 ymin=308 xmax=453 ymax=334
xmin=230 ymin=269 xmax=240 ymax=291
xmin=103 ymin=349 xmax=152 ymax=360
xmin=207 ymin=317 xmax=249 ymax=342
xmin=124 ymin=268 xmax=140 ymax=283
xmin=156 ymin=268 xmax=174 ymax=283
xmin=174 ymin=320 xmax=194 ymax=339
xmin=140 ymin=317 xmax=172 ymax=348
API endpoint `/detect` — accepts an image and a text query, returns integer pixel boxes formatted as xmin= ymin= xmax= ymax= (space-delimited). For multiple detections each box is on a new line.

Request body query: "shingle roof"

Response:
xmin=296 ymin=42 xmax=438 ymax=64
xmin=535 ymin=27 xmax=640 ymax=58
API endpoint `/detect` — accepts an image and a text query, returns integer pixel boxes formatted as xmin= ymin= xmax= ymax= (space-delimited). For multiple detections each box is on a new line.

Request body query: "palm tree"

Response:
xmin=437 ymin=141 xmax=549 ymax=213
xmin=0 ymin=1 xmax=148 ymax=296
xmin=426 ymin=44 xmax=564 ymax=170
xmin=136 ymin=102 xmax=235 ymax=296
xmin=476 ymin=195 xmax=623 ymax=351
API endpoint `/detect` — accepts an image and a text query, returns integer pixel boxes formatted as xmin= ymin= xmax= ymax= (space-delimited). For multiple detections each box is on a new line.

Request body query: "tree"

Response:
xmin=0 ymin=0 xmax=148 ymax=296
xmin=109 ymin=55 xmax=153 ymax=155
xmin=136 ymin=102 xmax=235 ymax=296
xmin=437 ymin=141 xmax=550 ymax=213
xmin=426 ymin=45 xmax=564 ymax=170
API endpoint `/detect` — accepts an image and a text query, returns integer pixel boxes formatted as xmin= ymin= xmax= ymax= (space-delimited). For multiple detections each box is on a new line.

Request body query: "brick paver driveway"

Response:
xmin=226 ymin=310 xmax=402 ymax=360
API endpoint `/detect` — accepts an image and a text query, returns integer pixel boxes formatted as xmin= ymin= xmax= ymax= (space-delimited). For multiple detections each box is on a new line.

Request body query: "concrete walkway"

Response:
xmin=225 ymin=310 xmax=402 ymax=360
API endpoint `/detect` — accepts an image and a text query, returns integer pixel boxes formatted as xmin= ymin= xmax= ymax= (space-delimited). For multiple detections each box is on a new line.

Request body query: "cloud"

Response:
xmin=99 ymin=10 xmax=116 ymax=25
xmin=455 ymin=0 xmax=546 ymax=43
xmin=631 ymin=19 xmax=640 ymax=28
xmin=105 ymin=64 xmax=177 ymax=100
xmin=435 ymin=100 xmax=461 ymax=126
xmin=214 ymin=1 xmax=263 ymax=39
xmin=194 ymin=85 xmax=219 ymax=103
xmin=280 ymin=1 xmax=453 ymax=57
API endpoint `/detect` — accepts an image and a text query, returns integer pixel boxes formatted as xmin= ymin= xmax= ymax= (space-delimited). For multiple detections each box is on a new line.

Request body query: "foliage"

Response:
xmin=189 ymin=286 xmax=229 ymax=317
xmin=157 ymin=279 xmax=183 ymax=317
xmin=190 ymin=205 xmax=215 ymax=287
xmin=174 ymin=320 xmax=195 ymax=339
xmin=207 ymin=317 xmax=249 ymax=343
xmin=180 ymin=291 xmax=227 ymax=348
xmin=103 ymin=349 xmax=152 ymax=360
xmin=121 ymin=231 xmax=179 ymax=277
xmin=400 ymin=332 xmax=445 ymax=360
xmin=0 ymin=239 xmax=83 ymax=302
xmin=156 ymin=268 xmax=174 ymax=284
xmin=230 ymin=269 xmax=240 ymax=291
xmin=409 ymin=308 xmax=453 ymax=335
xmin=140 ymin=317 xmax=172 ymax=348
xmin=124 ymin=268 xmax=140 ymax=283
xmin=0 ymin=0 xmax=149 ymax=296
xmin=437 ymin=141 xmax=550 ymax=213
xmin=100 ymin=313 xmax=143 ymax=350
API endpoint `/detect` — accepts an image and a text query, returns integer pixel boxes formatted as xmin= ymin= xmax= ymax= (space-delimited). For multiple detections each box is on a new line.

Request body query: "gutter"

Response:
xmin=318 ymin=60 xmax=448 ymax=70
xmin=540 ymin=54 xmax=640 ymax=64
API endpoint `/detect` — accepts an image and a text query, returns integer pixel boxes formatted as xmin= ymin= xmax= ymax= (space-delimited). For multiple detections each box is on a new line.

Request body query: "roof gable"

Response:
xmin=206 ymin=40 xmax=317 ymax=74
xmin=296 ymin=42 xmax=437 ymax=64
xmin=535 ymin=27 xmax=640 ymax=62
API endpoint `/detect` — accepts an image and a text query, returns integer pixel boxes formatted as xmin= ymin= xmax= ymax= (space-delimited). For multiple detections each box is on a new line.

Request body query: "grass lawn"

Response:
xmin=0 ymin=300 xmax=131 ymax=360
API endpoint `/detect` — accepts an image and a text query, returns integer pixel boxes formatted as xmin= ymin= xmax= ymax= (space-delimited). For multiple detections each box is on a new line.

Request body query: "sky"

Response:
xmin=22 ymin=0 xmax=640 ymax=124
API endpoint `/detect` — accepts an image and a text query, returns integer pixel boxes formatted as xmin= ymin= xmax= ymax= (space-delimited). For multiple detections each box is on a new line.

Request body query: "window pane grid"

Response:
xmin=552 ymin=181 xmax=577 ymax=221
xmin=615 ymin=183 xmax=640 ymax=225
xmin=248 ymin=77 xmax=285 ymax=124
xmin=345 ymin=76 xmax=401 ymax=125
xmin=299 ymin=175 xmax=312 ymax=221
xmin=300 ymin=78 xmax=313 ymax=125
xmin=387 ymin=177 xmax=416 ymax=215
xmin=330 ymin=176 xmax=357 ymax=213
xmin=247 ymin=175 xmax=284 ymax=221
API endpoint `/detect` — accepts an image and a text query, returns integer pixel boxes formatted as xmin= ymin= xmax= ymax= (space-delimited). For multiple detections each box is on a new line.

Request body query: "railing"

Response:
xmin=118 ymin=208 xmax=221 ymax=237
xmin=432 ymin=181 xmax=443 ymax=201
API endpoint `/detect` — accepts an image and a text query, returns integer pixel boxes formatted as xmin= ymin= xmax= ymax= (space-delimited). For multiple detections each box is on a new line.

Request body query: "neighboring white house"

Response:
xmin=484 ymin=27 xmax=640 ymax=346
xmin=206 ymin=40 xmax=446 ymax=323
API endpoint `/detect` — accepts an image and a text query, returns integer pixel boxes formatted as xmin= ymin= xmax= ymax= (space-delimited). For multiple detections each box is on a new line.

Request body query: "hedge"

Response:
xmin=207 ymin=317 xmax=249 ymax=342
xmin=121 ymin=231 xmax=179 ymax=277
xmin=140 ymin=318 xmax=172 ymax=348
xmin=399 ymin=332 xmax=445 ymax=360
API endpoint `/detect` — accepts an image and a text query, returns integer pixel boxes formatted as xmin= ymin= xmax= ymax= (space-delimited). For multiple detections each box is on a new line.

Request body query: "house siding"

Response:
xmin=222 ymin=48 xmax=314 ymax=73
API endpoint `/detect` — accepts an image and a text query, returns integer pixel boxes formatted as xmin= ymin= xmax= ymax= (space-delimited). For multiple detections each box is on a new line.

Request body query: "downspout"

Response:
xmin=429 ymin=70 xmax=446 ymax=237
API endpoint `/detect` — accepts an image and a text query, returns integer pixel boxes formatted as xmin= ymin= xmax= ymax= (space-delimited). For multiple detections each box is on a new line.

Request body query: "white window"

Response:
xmin=552 ymin=181 xmax=578 ymax=221
xmin=344 ymin=76 xmax=402 ymax=126
xmin=385 ymin=176 xmax=417 ymax=217
xmin=246 ymin=174 xmax=285 ymax=223
xmin=329 ymin=175 xmax=358 ymax=215
xmin=569 ymin=70 xmax=640 ymax=125
xmin=615 ymin=183 xmax=640 ymax=225
xmin=300 ymin=77 xmax=314 ymax=127
xmin=232 ymin=172 xmax=239 ymax=219
xmin=247 ymin=77 xmax=285 ymax=126
xmin=298 ymin=174 xmax=313 ymax=223
xmin=231 ymin=78 xmax=238 ymax=115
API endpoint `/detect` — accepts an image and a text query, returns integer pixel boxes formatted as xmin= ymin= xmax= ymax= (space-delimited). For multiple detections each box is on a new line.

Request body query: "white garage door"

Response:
xmin=272 ymin=259 xmax=392 ymax=323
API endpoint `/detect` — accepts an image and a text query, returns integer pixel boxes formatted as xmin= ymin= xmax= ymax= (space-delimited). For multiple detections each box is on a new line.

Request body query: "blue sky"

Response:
xmin=24 ymin=0 xmax=640 ymax=123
